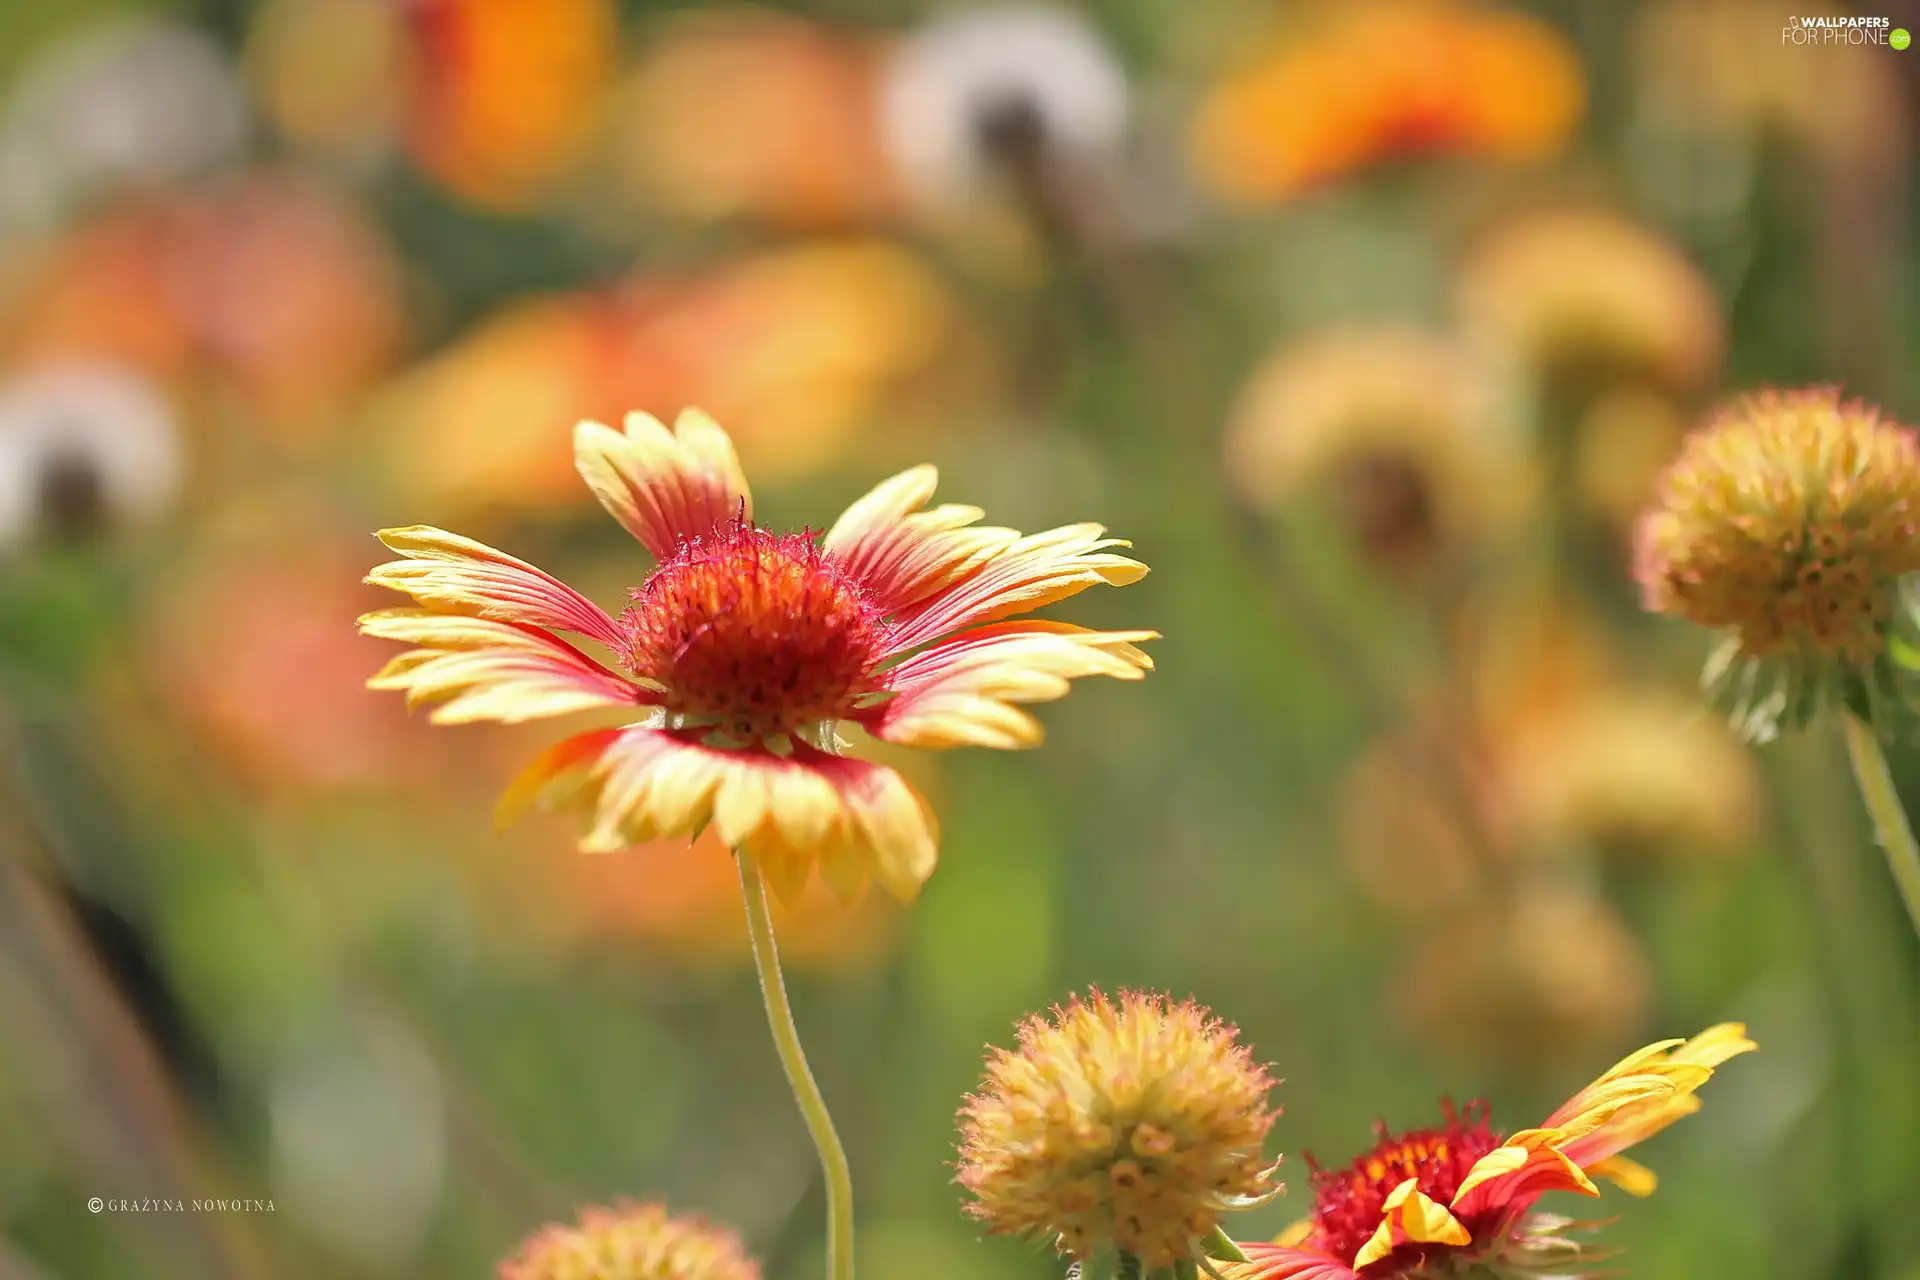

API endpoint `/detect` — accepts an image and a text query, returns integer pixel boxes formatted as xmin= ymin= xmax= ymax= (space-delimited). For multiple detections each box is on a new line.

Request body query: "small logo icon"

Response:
xmin=1893 ymin=27 xmax=1911 ymax=48
xmin=88 ymin=1198 xmax=103 ymax=1214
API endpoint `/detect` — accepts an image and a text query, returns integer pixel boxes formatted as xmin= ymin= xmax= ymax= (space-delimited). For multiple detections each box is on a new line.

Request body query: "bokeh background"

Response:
xmin=0 ymin=0 xmax=1918 ymax=1276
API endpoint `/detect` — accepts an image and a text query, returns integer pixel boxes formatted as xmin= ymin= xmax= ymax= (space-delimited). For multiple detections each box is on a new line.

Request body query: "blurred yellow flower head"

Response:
xmin=956 ymin=989 xmax=1280 ymax=1270
xmin=1191 ymin=0 xmax=1582 ymax=205
xmin=606 ymin=11 xmax=897 ymax=228
xmin=1635 ymin=387 xmax=1920 ymax=736
xmin=498 ymin=1202 xmax=759 ymax=1280
xmin=1504 ymin=689 xmax=1760 ymax=859
xmin=1635 ymin=0 xmax=1905 ymax=168
xmin=1456 ymin=207 xmax=1724 ymax=394
xmin=245 ymin=0 xmax=406 ymax=161
xmin=1224 ymin=328 xmax=1521 ymax=574
xmin=1395 ymin=882 xmax=1652 ymax=1075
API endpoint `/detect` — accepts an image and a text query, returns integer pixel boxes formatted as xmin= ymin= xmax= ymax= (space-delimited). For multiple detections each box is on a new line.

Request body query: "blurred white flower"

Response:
xmin=0 ymin=363 xmax=184 ymax=548
xmin=0 ymin=20 xmax=246 ymax=231
xmin=879 ymin=5 xmax=1129 ymax=210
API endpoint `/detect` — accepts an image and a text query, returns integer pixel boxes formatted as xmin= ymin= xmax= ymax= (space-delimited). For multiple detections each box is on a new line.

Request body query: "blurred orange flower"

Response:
xmin=143 ymin=530 xmax=433 ymax=795
xmin=1455 ymin=207 xmax=1724 ymax=395
xmin=1 ymin=174 xmax=405 ymax=438
xmin=405 ymin=0 xmax=617 ymax=211
xmin=173 ymin=172 xmax=407 ymax=432
xmin=1 ymin=203 xmax=196 ymax=381
xmin=1191 ymin=0 xmax=1583 ymax=205
xmin=604 ymin=10 xmax=898 ymax=228
xmin=382 ymin=240 xmax=964 ymax=517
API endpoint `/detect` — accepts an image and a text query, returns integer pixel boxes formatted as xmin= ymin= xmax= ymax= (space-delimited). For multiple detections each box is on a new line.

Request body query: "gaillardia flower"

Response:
xmin=957 ymin=989 xmax=1281 ymax=1276
xmin=1633 ymin=387 xmax=1920 ymax=739
xmin=361 ymin=408 xmax=1151 ymax=900
xmin=1222 ymin=1024 xmax=1754 ymax=1280
xmin=499 ymin=1201 xmax=759 ymax=1280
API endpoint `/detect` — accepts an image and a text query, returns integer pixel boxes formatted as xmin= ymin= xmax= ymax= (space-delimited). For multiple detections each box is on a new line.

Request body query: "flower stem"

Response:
xmin=1204 ymin=1226 xmax=1250 ymax=1263
xmin=735 ymin=849 xmax=855 ymax=1280
xmin=1840 ymin=711 xmax=1920 ymax=948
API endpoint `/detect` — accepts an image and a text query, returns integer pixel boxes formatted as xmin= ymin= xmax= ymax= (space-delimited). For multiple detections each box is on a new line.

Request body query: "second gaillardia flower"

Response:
xmin=360 ymin=408 xmax=1153 ymax=900
xmin=1222 ymin=1024 xmax=1754 ymax=1280
xmin=1633 ymin=386 xmax=1920 ymax=739
xmin=958 ymin=990 xmax=1282 ymax=1278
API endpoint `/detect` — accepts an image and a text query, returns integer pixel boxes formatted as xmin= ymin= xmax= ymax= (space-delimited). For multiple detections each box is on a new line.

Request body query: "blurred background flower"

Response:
xmin=1189 ymin=0 xmax=1583 ymax=206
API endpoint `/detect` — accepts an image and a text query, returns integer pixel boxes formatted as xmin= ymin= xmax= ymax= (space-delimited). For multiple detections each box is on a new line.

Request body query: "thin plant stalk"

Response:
xmin=736 ymin=849 xmax=855 ymax=1280
xmin=1840 ymin=710 xmax=1920 ymax=946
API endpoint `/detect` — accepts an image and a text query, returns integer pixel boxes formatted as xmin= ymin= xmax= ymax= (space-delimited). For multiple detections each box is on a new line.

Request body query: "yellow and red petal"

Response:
xmin=863 ymin=621 xmax=1157 ymax=750
xmin=359 ymin=609 xmax=655 ymax=724
xmin=1586 ymin=1154 xmax=1658 ymax=1197
xmin=540 ymin=728 xmax=938 ymax=901
xmin=1351 ymin=1178 xmax=1471 ymax=1270
xmin=1547 ymin=1023 xmax=1755 ymax=1168
xmin=1220 ymin=1244 xmax=1358 ymax=1280
xmin=496 ymin=726 xmax=627 ymax=829
xmin=366 ymin=525 xmax=623 ymax=647
xmin=1449 ymin=1132 xmax=1598 ymax=1221
xmin=822 ymin=464 xmax=1018 ymax=614
xmin=574 ymin=407 xmax=752 ymax=559
xmin=884 ymin=523 xmax=1150 ymax=654
xmin=796 ymin=747 xmax=940 ymax=900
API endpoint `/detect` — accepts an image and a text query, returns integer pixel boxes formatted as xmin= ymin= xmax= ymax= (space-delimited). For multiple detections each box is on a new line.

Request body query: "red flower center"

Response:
xmin=619 ymin=519 xmax=889 ymax=740
xmin=1308 ymin=1101 xmax=1505 ymax=1272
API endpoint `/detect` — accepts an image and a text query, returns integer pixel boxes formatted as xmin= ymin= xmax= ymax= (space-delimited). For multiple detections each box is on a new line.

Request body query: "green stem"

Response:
xmin=736 ymin=850 xmax=855 ymax=1280
xmin=1840 ymin=712 xmax=1920 ymax=948
xmin=1203 ymin=1226 xmax=1250 ymax=1263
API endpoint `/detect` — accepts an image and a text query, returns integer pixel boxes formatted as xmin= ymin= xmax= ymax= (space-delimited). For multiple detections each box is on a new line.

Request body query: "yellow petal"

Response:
xmin=1352 ymin=1179 xmax=1470 ymax=1270
xmin=1588 ymin=1155 xmax=1658 ymax=1197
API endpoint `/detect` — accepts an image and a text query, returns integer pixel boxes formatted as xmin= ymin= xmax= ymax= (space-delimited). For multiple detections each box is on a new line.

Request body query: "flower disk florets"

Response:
xmin=1634 ymin=387 xmax=1920 ymax=736
xmin=1306 ymin=1101 xmax=1506 ymax=1271
xmin=956 ymin=989 xmax=1280 ymax=1271
xmin=619 ymin=518 xmax=890 ymax=741
xmin=498 ymin=1202 xmax=760 ymax=1280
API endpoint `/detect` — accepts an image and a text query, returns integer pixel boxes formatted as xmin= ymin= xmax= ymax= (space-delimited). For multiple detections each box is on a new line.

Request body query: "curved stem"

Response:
xmin=735 ymin=850 xmax=855 ymax=1280
xmin=1841 ymin=711 xmax=1920 ymax=948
